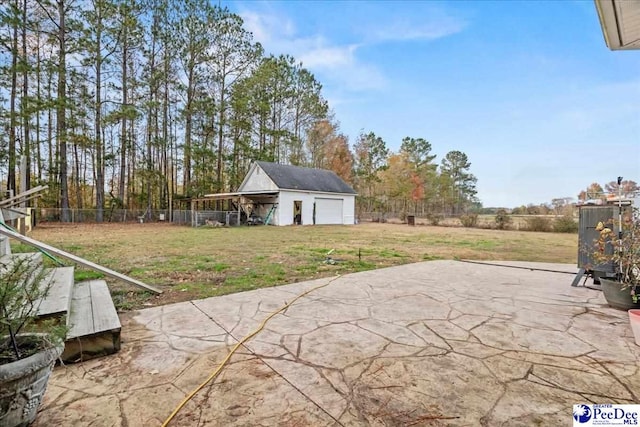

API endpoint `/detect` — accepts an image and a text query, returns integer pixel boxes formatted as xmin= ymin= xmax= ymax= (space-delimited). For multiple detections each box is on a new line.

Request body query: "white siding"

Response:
xmin=315 ymin=198 xmax=343 ymax=224
xmin=237 ymin=164 xmax=356 ymax=226
xmin=342 ymin=194 xmax=356 ymax=224
xmin=239 ymin=165 xmax=278 ymax=192
xmin=278 ymin=191 xmax=315 ymax=225
xmin=277 ymin=191 xmax=355 ymax=225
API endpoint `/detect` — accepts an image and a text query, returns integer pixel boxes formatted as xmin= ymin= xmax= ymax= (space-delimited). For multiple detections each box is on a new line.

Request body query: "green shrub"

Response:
xmin=427 ymin=213 xmax=443 ymax=226
xmin=553 ymin=215 xmax=578 ymax=233
xmin=495 ymin=209 xmax=512 ymax=230
xmin=524 ymin=216 xmax=551 ymax=232
xmin=460 ymin=213 xmax=478 ymax=228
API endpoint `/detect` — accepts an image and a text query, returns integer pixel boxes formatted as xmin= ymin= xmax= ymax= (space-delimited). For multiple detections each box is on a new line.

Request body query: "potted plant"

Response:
xmin=0 ymin=256 xmax=65 ymax=427
xmin=592 ymin=207 xmax=640 ymax=310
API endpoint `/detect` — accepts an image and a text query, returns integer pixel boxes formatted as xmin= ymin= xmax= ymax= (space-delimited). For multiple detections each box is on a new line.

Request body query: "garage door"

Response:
xmin=315 ymin=198 xmax=343 ymax=224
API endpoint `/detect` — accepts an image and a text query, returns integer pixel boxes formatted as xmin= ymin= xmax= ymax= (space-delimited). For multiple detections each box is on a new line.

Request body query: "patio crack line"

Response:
xmin=118 ymin=395 xmax=130 ymax=427
xmin=338 ymin=351 xmax=379 ymax=421
xmin=413 ymin=321 xmax=456 ymax=350
xmin=46 ymin=380 xmax=99 ymax=398
xmin=526 ymin=369 xmax=631 ymax=401
xmin=500 ymin=353 xmax=607 ymax=375
xmin=353 ymin=321 xmax=426 ymax=348
xmin=584 ymin=355 xmax=639 ymax=402
xmin=457 ymin=259 xmax=578 ymax=276
xmin=478 ymin=383 xmax=508 ymax=427
xmin=38 ymin=386 xmax=97 ymax=414
xmin=189 ymin=298 xmax=346 ymax=426
xmin=228 ymin=350 xmax=349 ymax=425
xmin=514 ymin=299 xmax=590 ymax=310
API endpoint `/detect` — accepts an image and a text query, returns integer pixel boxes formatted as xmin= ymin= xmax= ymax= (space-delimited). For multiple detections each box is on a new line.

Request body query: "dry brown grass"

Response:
xmin=19 ymin=222 xmax=577 ymax=309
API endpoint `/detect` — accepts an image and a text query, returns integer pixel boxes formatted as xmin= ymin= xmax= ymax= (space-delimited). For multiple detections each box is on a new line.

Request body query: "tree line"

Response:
xmin=0 ymin=0 xmax=478 ymax=222
xmin=507 ymin=179 xmax=639 ymax=217
xmin=577 ymin=180 xmax=638 ymax=201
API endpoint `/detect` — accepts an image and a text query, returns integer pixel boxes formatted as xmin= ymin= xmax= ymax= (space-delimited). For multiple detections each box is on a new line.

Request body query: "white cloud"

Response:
xmin=238 ymin=5 xmax=467 ymax=94
xmin=298 ymin=43 xmax=358 ymax=69
xmin=357 ymin=4 xmax=467 ymax=44
xmin=241 ymin=10 xmax=296 ymax=45
xmin=239 ymin=9 xmax=386 ymax=92
xmin=372 ymin=15 xmax=467 ymax=42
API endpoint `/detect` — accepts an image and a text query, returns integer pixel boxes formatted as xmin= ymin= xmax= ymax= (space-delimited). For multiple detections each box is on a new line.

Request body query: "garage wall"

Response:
xmin=342 ymin=194 xmax=356 ymax=224
xmin=277 ymin=191 xmax=355 ymax=225
xmin=278 ymin=191 xmax=315 ymax=225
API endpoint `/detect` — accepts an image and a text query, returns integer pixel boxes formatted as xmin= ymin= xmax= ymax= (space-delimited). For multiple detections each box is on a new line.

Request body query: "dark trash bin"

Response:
xmin=407 ymin=215 xmax=415 ymax=226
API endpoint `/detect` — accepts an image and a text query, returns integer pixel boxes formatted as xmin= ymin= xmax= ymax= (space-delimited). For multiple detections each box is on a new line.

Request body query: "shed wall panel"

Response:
xmin=342 ymin=195 xmax=356 ymax=225
xmin=278 ymin=191 xmax=316 ymax=225
xmin=240 ymin=165 xmax=278 ymax=192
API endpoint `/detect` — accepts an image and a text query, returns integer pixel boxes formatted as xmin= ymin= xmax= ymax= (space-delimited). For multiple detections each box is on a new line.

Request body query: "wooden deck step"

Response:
xmin=36 ymin=266 xmax=75 ymax=318
xmin=0 ymin=253 xmax=71 ymax=320
xmin=4 ymin=251 xmax=122 ymax=363
xmin=62 ymin=280 xmax=121 ymax=363
xmin=1 ymin=252 xmax=45 ymax=296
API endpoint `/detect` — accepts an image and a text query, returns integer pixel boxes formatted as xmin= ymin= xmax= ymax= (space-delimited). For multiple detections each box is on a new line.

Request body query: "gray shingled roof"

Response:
xmin=255 ymin=161 xmax=356 ymax=194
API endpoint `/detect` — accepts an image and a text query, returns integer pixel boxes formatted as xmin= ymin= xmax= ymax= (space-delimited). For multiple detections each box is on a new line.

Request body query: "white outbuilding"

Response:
xmin=236 ymin=161 xmax=356 ymax=226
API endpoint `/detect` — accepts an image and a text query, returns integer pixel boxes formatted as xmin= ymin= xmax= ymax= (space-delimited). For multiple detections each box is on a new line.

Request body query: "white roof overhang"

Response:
xmin=595 ymin=0 xmax=640 ymax=50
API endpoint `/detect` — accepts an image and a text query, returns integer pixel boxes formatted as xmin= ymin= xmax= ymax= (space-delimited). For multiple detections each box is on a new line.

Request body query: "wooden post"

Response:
xmin=18 ymin=156 xmax=26 ymax=235
xmin=191 ymin=199 xmax=195 ymax=227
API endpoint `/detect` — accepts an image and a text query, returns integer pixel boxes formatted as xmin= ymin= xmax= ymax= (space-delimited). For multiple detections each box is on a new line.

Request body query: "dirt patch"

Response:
xmin=156 ymin=271 xmax=226 ymax=286
xmin=0 ymin=335 xmax=48 ymax=364
xmin=112 ymin=288 xmax=204 ymax=309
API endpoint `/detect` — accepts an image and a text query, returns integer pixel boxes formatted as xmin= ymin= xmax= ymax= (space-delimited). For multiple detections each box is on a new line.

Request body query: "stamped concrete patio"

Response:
xmin=35 ymin=260 xmax=640 ymax=426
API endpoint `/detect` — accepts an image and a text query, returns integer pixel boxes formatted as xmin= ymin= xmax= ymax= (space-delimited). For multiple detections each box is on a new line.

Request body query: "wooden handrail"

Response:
xmin=0 ymin=226 xmax=162 ymax=294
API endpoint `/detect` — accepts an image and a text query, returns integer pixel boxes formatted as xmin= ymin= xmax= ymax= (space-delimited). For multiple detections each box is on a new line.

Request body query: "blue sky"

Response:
xmin=227 ymin=0 xmax=639 ymax=208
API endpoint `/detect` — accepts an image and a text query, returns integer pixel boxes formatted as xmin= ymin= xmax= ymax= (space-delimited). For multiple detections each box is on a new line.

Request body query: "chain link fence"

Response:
xmin=36 ymin=208 xmax=174 ymax=224
xmin=32 ymin=208 xmax=243 ymax=227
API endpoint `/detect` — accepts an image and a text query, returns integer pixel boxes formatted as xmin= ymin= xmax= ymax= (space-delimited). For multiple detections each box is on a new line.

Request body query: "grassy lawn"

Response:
xmin=17 ymin=222 xmax=578 ymax=310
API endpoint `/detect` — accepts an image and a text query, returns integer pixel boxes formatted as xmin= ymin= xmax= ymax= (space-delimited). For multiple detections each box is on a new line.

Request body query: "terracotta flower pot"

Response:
xmin=628 ymin=309 xmax=640 ymax=346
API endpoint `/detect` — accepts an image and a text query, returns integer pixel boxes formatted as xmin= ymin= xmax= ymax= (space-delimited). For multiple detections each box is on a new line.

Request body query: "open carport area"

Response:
xmin=36 ymin=260 xmax=639 ymax=426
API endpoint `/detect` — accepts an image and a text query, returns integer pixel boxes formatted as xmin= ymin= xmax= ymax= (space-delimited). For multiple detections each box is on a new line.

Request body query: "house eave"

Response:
xmin=279 ymin=188 xmax=358 ymax=196
xmin=595 ymin=0 xmax=640 ymax=50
